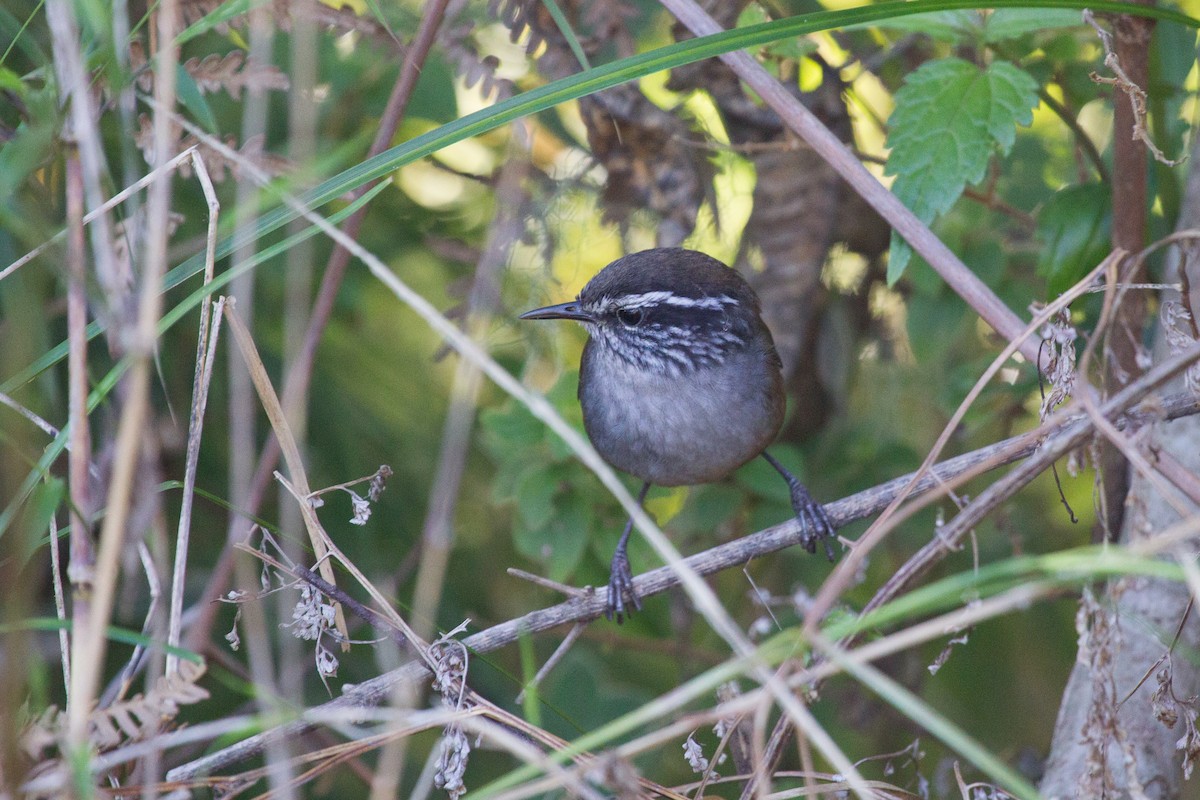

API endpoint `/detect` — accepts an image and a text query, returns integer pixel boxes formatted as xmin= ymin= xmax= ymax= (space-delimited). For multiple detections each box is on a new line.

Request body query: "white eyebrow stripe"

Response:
xmin=617 ymin=291 xmax=673 ymax=309
xmin=618 ymin=291 xmax=737 ymax=310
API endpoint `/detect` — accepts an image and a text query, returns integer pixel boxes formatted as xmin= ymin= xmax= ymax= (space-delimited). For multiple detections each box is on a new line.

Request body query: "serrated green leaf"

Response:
xmin=982 ymin=9 xmax=1084 ymax=41
xmin=1036 ymin=184 xmax=1112 ymax=297
xmin=885 ymin=58 xmax=1038 ymax=283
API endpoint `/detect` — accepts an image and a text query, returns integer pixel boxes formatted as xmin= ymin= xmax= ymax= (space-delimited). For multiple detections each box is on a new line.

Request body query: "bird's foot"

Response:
xmin=762 ymin=452 xmax=837 ymax=560
xmin=789 ymin=483 xmax=837 ymax=561
xmin=605 ymin=549 xmax=642 ymax=623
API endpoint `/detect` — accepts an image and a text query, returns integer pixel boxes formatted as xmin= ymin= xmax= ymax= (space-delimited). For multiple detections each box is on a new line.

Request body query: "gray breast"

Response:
xmin=579 ymin=341 xmax=783 ymax=486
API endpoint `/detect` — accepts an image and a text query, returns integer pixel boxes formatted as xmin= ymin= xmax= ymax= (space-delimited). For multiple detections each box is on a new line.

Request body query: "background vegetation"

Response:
xmin=2 ymin=0 xmax=1200 ymax=797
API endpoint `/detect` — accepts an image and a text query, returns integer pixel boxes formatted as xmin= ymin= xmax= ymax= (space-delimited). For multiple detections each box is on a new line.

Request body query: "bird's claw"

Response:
xmin=790 ymin=484 xmax=837 ymax=561
xmin=605 ymin=550 xmax=641 ymax=623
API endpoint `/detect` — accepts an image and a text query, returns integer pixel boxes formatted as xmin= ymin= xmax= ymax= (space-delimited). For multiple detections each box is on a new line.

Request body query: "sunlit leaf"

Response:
xmin=885 ymin=58 xmax=1039 ymax=283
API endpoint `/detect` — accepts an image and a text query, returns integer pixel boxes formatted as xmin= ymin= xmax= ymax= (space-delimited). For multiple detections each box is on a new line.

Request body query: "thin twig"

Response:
xmin=0 ymin=392 xmax=62 ymax=440
xmin=48 ymin=516 xmax=71 ymax=699
xmin=515 ymin=624 xmax=585 ymax=705
xmin=507 ymin=568 xmax=589 ymax=598
xmin=272 ymin=472 xmax=436 ymax=671
xmin=64 ymin=149 xmax=92 ymax=712
xmin=222 ymin=302 xmax=352 ymax=647
xmin=166 ymin=153 xmax=222 ymax=677
xmin=1084 ymin=9 xmax=1184 ymax=167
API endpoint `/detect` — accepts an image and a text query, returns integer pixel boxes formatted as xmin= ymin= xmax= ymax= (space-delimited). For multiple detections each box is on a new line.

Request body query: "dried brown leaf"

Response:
xmin=21 ymin=660 xmax=209 ymax=767
xmin=185 ymin=51 xmax=290 ymax=99
xmin=180 ymin=0 xmax=401 ymax=52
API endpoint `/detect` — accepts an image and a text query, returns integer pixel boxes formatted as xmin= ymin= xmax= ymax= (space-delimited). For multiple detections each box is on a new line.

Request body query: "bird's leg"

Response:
xmin=761 ymin=452 xmax=837 ymax=560
xmin=606 ymin=481 xmax=652 ymax=623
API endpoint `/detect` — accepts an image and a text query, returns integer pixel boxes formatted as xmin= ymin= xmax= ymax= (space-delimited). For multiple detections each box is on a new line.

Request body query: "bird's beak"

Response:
xmin=519 ymin=301 xmax=593 ymax=322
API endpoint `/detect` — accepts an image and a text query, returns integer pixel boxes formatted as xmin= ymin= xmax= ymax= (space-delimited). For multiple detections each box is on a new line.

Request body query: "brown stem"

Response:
xmin=1097 ymin=3 xmax=1155 ymax=540
xmin=65 ymin=149 xmax=94 ymax=614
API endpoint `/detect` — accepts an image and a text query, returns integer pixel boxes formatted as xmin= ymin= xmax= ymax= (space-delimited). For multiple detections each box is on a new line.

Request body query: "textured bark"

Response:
xmin=1040 ymin=119 xmax=1200 ymax=800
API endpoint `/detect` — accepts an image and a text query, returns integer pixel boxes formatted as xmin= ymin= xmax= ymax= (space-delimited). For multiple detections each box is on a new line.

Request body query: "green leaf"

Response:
xmin=480 ymin=401 xmax=545 ymax=457
xmin=907 ymin=287 xmax=968 ymax=361
xmin=1 ymin=618 xmax=204 ymax=663
xmin=672 ymin=485 xmax=742 ymax=536
xmin=17 ymin=478 xmax=65 ymax=568
xmin=856 ymin=10 xmax=983 ymax=41
xmin=544 ymin=373 xmax=585 ymax=461
xmin=885 ymin=58 xmax=1039 ymax=283
xmin=177 ymin=0 xmax=265 ymax=44
xmin=1036 ymin=183 xmax=1112 ymax=297
xmin=737 ymin=5 xmax=772 ymax=28
xmin=513 ymin=485 xmax=590 ymax=580
xmin=644 ymin=486 xmax=687 ymax=528
xmin=175 ymin=63 xmax=218 ymax=133
xmin=0 ymin=107 xmax=57 ymax=201
xmin=515 ymin=462 xmax=563 ymax=532
xmin=0 ymin=66 xmax=25 ymax=94
xmin=982 ymin=9 xmax=1085 ymax=41
xmin=737 ymin=5 xmax=817 ymax=58
xmin=542 ymin=0 xmax=591 ymax=70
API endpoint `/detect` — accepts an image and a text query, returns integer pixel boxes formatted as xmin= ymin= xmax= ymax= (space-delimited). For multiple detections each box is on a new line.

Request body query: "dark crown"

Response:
xmin=578 ymin=249 xmax=762 ymax=375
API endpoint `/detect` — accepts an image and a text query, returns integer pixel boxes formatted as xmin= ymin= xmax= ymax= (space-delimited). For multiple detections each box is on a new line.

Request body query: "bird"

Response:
xmin=520 ymin=247 xmax=836 ymax=621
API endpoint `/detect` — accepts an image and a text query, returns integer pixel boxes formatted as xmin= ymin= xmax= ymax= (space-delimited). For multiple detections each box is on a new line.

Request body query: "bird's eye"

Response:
xmin=616 ymin=308 xmax=644 ymax=327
